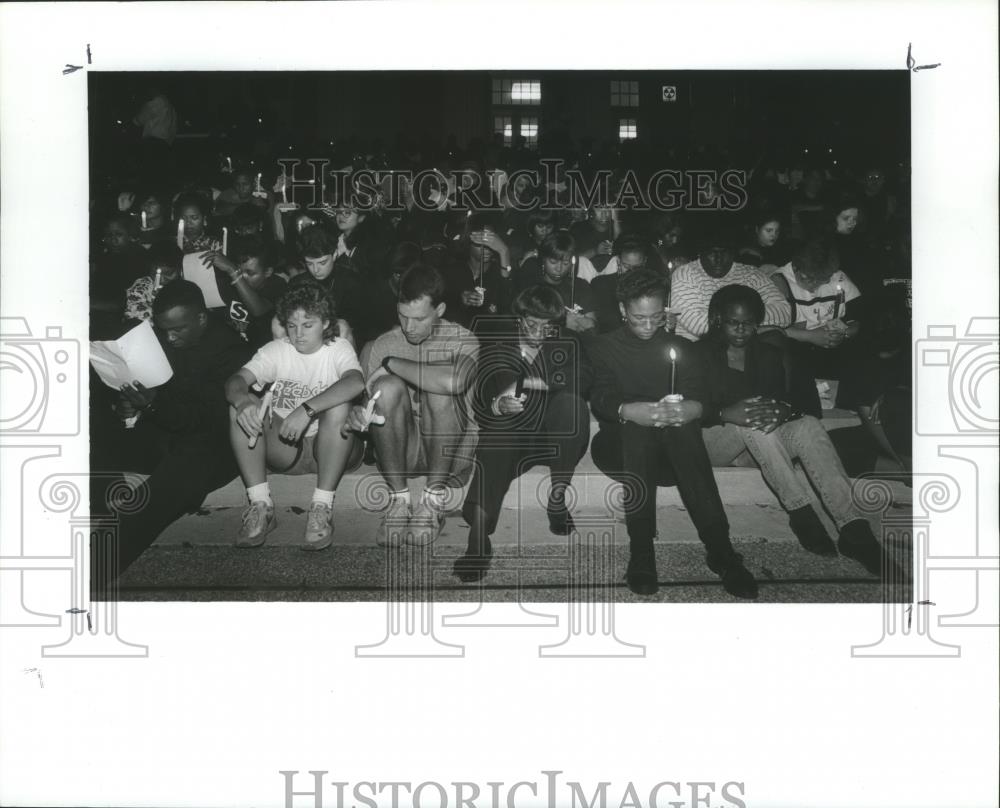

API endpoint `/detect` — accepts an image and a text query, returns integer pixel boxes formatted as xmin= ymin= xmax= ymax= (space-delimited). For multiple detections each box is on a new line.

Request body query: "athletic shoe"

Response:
xmin=235 ymin=501 xmax=276 ymax=548
xmin=302 ymin=501 xmax=334 ymax=551
xmin=376 ymin=497 xmax=411 ymax=548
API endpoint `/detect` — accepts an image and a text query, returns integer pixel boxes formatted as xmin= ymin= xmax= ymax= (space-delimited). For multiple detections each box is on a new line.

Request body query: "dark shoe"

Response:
xmin=547 ymin=503 xmax=577 ymax=536
xmin=706 ymin=551 xmax=759 ymax=600
xmin=625 ymin=551 xmax=659 ymax=596
xmin=788 ymin=505 xmax=837 ymax=556
xmin=838 ymin=519 xmax=886 ymax=577
xmin=453 ymin=538 xmax=493 ymax=583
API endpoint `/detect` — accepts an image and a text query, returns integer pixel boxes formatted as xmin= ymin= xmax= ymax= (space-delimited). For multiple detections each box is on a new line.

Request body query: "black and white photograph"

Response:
xmin=86 ymin=69 xmax=914 ymax=603
xmin=0 ymin=3 xmax=996 ymax=808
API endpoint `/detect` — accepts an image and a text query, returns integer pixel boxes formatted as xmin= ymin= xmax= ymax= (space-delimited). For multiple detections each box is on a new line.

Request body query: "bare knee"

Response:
xmin=371 ymin=374 xmax=409 ymax=409
xmin=317 ymin=402 xmax=350 ymax=430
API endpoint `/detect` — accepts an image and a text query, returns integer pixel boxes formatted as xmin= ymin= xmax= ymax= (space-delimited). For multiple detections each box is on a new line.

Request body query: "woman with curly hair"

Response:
xmin=225 ymin=283 xmax=365 ymax=551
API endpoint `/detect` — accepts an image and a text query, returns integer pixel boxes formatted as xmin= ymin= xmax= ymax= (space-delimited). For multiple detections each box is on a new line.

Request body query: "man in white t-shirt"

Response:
xmin=345 ymin=265 xmax=480 ymax=547
xmin=226 ymin=284 xmax=365 ymax=550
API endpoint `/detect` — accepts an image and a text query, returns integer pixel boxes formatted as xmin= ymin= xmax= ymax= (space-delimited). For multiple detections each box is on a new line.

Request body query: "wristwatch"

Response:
xmin=302 ymin=402 xmax=318 ymax=419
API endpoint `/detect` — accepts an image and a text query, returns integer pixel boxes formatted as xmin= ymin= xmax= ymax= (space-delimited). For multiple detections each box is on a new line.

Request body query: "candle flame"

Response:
xmin=669 ymin=348 xmax=677 ymax=361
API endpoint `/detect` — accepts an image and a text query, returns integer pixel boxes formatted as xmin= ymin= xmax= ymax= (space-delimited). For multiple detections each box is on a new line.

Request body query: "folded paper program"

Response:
xmin=89 ymin=320 xmax=173 ymax=390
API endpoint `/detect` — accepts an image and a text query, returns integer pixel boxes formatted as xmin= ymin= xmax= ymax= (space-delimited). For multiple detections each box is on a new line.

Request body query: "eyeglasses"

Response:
xmin=625 ymin=311 xmax=668 ymax=328
xmin=520 ymin=318 xmax=559 ymax=338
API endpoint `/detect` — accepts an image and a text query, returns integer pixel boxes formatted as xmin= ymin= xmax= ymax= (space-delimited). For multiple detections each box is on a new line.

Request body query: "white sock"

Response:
xmin=422 ymin=486 xmax=448 ymax=510
xmin=391 ymin=489 xmax=411 ymax=505
xmin=247 ymin=483 xmax=272 ymax=506
xmin=311 ymin=488 xmax=335 ymax=507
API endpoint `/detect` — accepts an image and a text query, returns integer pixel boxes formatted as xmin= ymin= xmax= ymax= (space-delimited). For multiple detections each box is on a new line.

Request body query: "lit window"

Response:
xmin=618 ymin=118 xmax=637 ymax=142
xmin=611 ymin=80 xmax=639 ymax=107
xmin=494 ymin=116 xmax=513 ymax=146
xmin=492 ymin=79 xmax=541 ymax=105
xmin=520 ymin=117 xmax=539 ymax=147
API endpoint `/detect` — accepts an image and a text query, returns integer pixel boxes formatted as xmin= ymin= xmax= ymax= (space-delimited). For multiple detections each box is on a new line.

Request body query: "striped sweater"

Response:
xmin=670 ymin=259 xmax=792 ymax=340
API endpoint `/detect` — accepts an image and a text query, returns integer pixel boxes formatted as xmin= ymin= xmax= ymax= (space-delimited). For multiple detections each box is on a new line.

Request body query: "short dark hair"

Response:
xmin=398 ymin=264 xmax=446 ymax=307
xmin=298 ymin=225 xmax=339 ymax=259
xmin=173 ymin=192 xmax=210 ymax=219
xmin=386 ymin=241 xmax=423 ymax=280
xmin=539 ymin=230 xmax=576 ymax=261
xmin=791 ymin=238 xmax=840 ymax=280
xmin=512 ymin=284 xmax=565 ymax=321
xmin=152 ymin=279 xmax=206 ymax=317
xmin=145 ymin=240 xmax=183 ymax=273
xmin=708 ymin=284 xmax=766 ymax=327
xmin=232 ymin=236 xmax=272 ymax=268
xmin=276 ymin=282 xmax=338 ymax=341
xmin=527 ymin=207 xmax=557 ymax=232
xmin=616 ymin=268 xmax=667 ymax=306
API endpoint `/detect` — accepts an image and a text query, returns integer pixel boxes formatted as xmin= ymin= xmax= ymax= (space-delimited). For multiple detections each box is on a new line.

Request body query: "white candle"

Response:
xmin=222 ymin=227 xmax=228 ymax=256
xmin=255 ymin=172 xmax=262 ymax=192
xmin=281 ymin=177 xmax=288 ymax=205
xmin=153 ymin=268 xmax=162 ymax=291
xmin=176 ymin=219 xmax=185 ymax=249
xmin=669 ymin=347 xmax=677 ymax=395
xmin=226 ymin=156 xmax=232 ymax=173
xmin=141 ymin=211 xmax=147 ymax=230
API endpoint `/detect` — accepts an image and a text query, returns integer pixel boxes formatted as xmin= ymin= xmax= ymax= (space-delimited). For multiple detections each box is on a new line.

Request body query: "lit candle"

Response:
xmin=669 ymin=347 xmax=677 ymax=395
xmin=255 ymin=172 xmax=262 ymax=193
xmin=176 ymin=218 xmax=185 ymax=249
xmin=141 ymin=210 xmax=147 ymax=230
xmin=222 ymin=227 xmax=228 ymax=256
xmin=226 ymin=156 xmax=232 ymax=173
xmin=835 ymin=283 xmax=844 ymax=319
xmin=153 ymin=268 xmax=162 ymax=291
xmin=281 ymin=176 xmax=288 ymax=205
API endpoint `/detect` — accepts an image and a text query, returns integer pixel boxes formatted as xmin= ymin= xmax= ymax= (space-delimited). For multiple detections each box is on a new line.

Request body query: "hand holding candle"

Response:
xmin=247 ymin=389 xmax=273 ymax=449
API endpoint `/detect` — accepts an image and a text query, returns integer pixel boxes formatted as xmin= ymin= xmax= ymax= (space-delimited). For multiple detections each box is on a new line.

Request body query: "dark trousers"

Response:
xmin=591 ymin=421 xmax=731 ymax=555
xmin=462 ymin=391 xmax=590 ymax=536
xmin=90 ymin=406 xmax=238 ymax=594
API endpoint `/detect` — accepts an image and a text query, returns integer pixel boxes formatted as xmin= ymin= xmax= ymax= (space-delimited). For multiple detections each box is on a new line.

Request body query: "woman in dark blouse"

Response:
xmin=694 ymin=284 xmax=889 ymax=576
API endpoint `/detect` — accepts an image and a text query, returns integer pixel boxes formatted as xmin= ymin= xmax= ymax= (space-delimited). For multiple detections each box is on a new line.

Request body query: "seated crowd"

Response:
xmin=89 ymin=140 xmax=911 ymax=600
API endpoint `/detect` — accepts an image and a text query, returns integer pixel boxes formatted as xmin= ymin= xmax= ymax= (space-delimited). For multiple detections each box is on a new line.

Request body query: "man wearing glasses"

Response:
xmin=453 ymin=285 xmax=593 ymax=582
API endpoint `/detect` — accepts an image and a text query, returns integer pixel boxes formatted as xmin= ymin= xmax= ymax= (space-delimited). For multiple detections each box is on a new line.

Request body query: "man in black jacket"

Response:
xmin=90 ymin=280 xmax=253 ymax=594
xmin=587 ymin=270 xmax=758 ymax=599
xmin=454 ymin=285 xmax=592 ymax=581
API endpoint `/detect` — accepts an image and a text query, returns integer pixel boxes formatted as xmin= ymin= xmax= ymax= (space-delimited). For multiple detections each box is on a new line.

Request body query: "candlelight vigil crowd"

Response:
xmin=89 ymin=108 xmax=912 ymax=600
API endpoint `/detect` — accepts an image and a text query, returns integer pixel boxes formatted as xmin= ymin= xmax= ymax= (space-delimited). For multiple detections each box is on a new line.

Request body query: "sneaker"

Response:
xmin=407 ymin=499 xmax=445 ymax=546
xmin=302 ymin=501 xmax=334 ymax=551
xmin=235 ymin=501 xmax=276 ymax=548
xmin=376 ymin=497 xmax=411 ymax=548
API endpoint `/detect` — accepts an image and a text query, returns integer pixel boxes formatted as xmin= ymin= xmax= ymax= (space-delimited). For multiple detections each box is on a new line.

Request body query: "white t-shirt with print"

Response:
xmin=775 ymin=265 xmax=861 ymax=330
xmin=243 ymin=338 xmax=362 ymax=438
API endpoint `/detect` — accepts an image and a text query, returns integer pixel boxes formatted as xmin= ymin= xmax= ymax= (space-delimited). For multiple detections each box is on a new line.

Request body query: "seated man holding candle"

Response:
xmin=90 ymin=281 xmax=253 ymax=594
xmin=225 ymin=283 xmax=365 ymax=550
xmin=695 ymin=284 xmax=889 ymax=576
xmin=587 ymin=269 xmax=759 ymax=599
xmin=515 ymin=230 xmax=597 ymax=333
xmin=344 ymin=264 xmax=480 ymax=547
xmin=441 ymin=212 xmax=516 ymax=332
xmin=670 ymin=220 xmax=791 ymax=343
xmin=454 ymin=285 xmax=593 ymax=581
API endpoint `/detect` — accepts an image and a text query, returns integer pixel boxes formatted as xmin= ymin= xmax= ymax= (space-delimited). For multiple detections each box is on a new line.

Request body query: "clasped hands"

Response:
xmin=721 ymin=396 xmax=791 ymax=434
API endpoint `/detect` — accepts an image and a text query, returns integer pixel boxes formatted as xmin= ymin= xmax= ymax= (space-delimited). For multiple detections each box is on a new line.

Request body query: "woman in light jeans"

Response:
xmin=693 ymin=284 xmax=887 ymax=577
